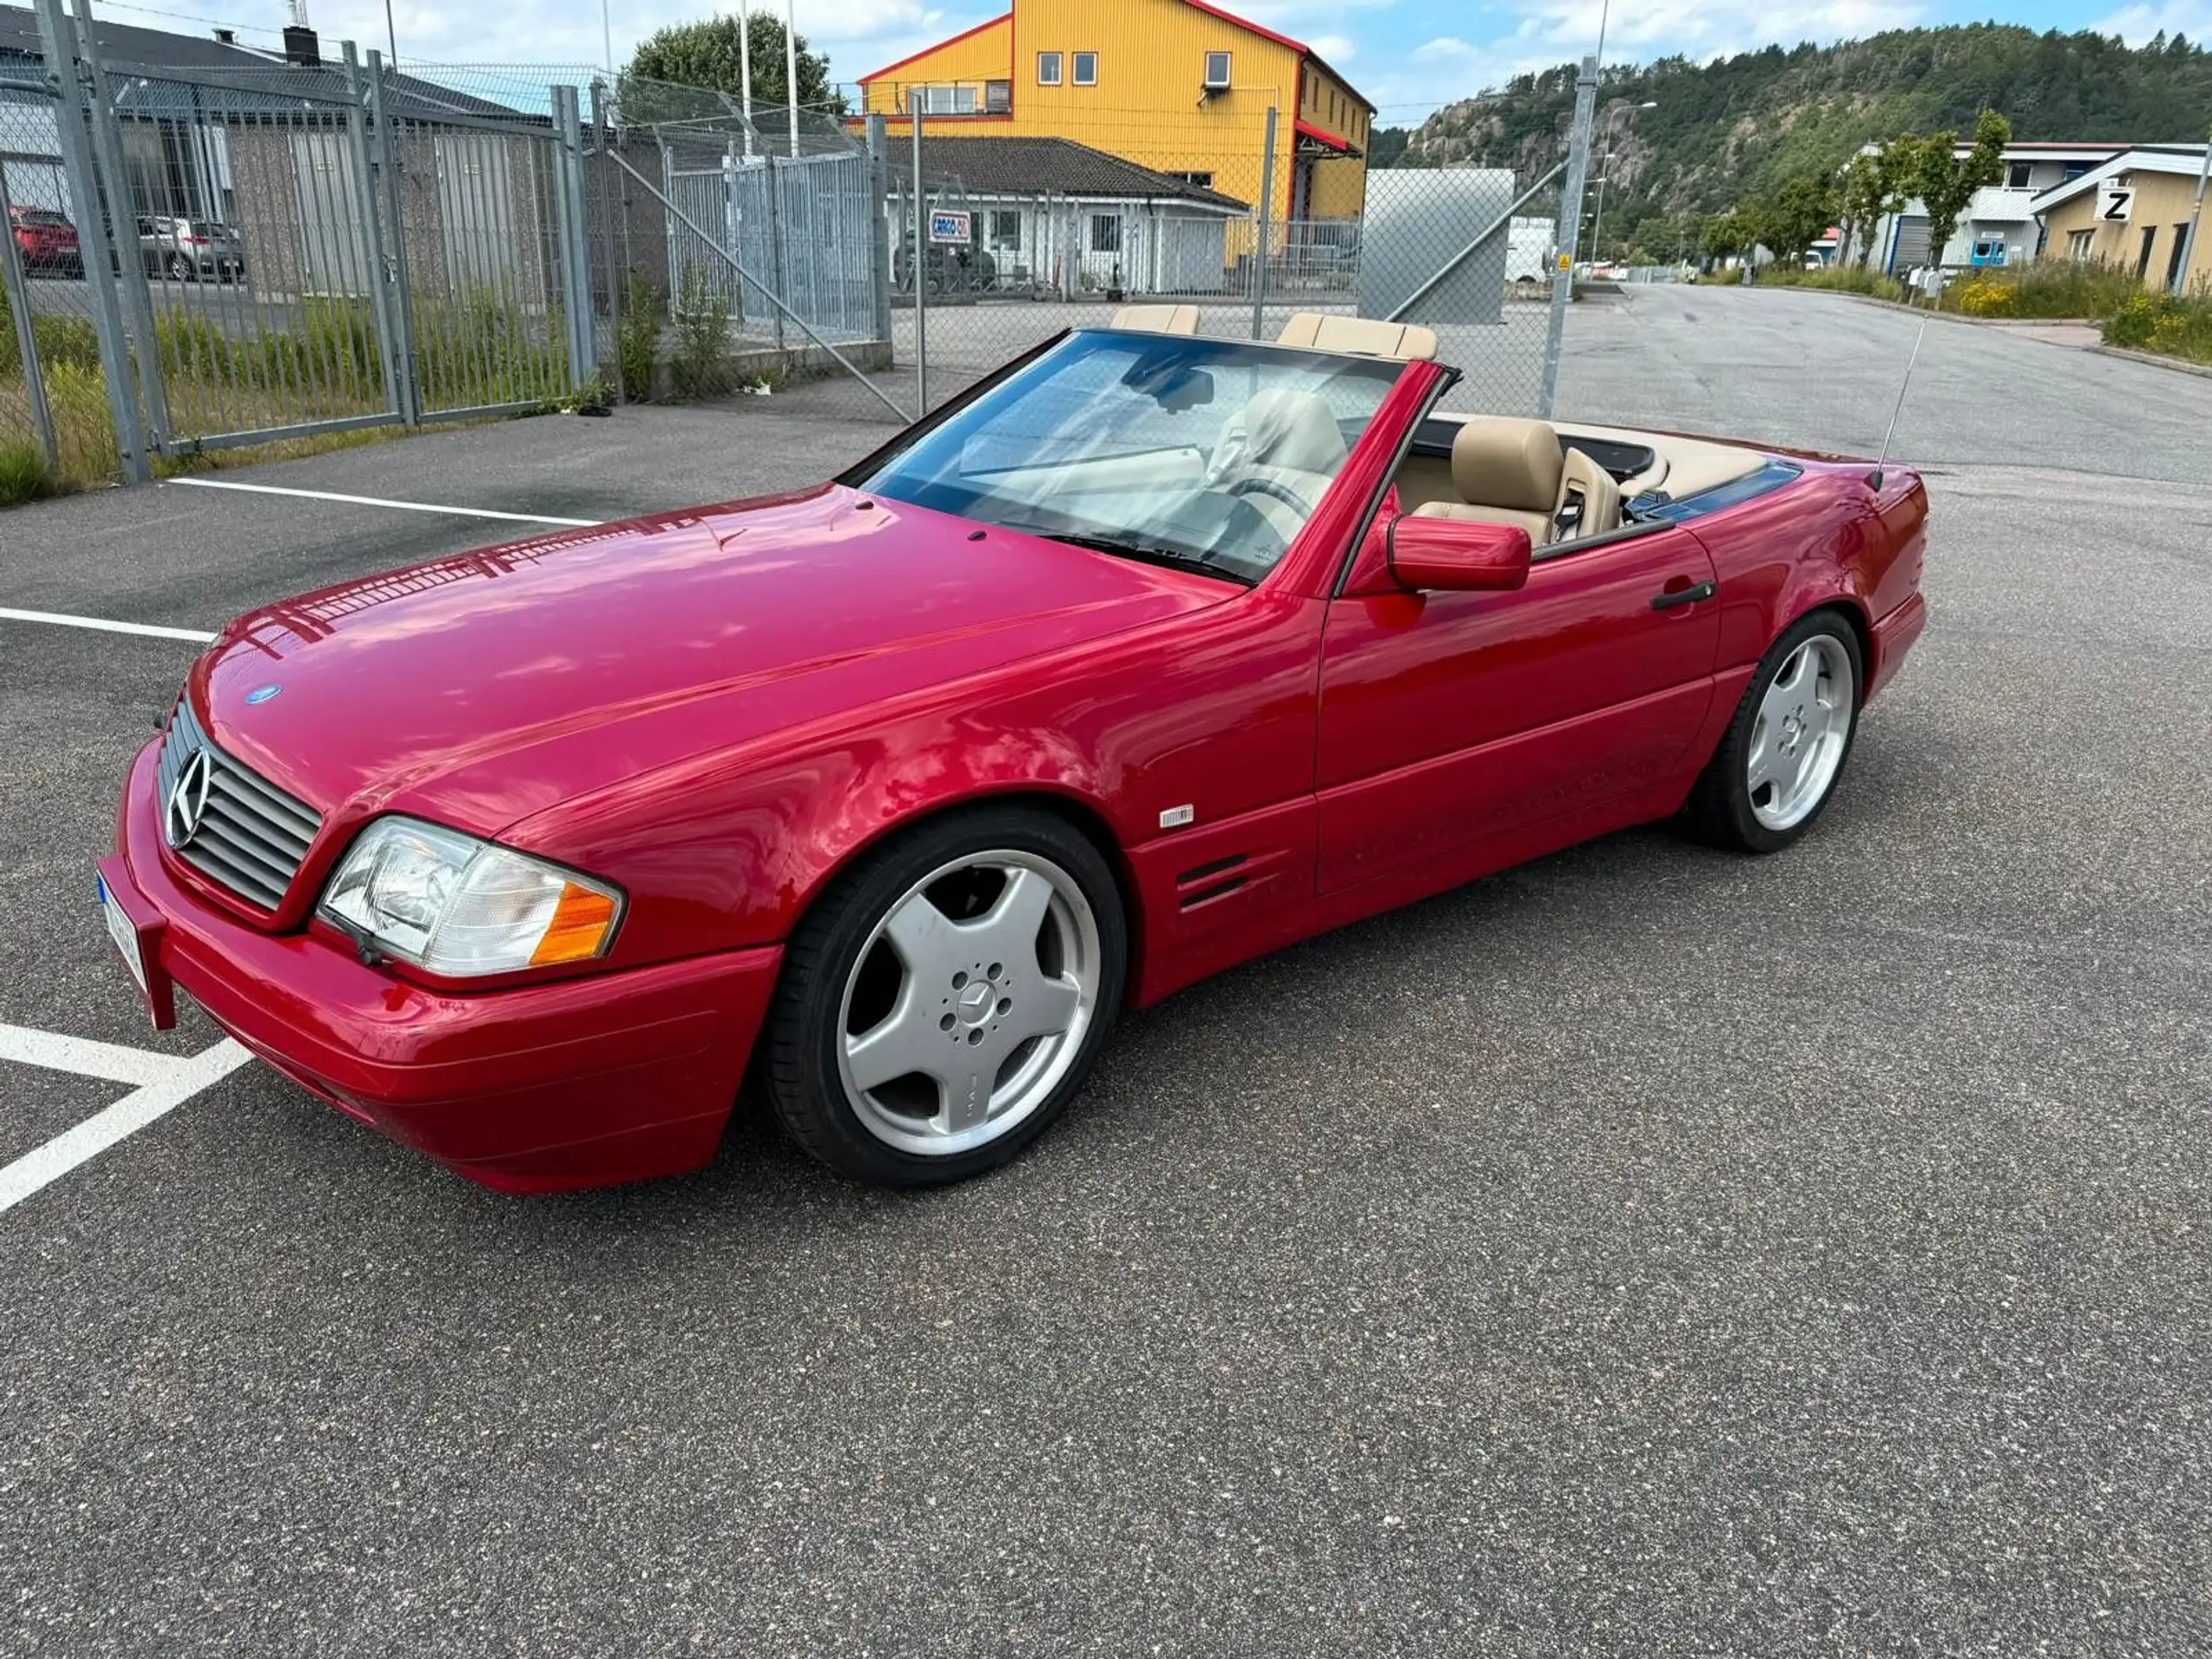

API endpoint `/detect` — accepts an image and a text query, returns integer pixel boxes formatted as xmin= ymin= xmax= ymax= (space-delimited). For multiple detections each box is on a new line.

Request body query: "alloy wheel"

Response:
xmin=836 ymin=849 xmax=1102 ymax=1157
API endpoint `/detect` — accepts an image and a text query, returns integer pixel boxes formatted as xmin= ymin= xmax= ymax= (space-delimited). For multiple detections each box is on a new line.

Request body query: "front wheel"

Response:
xmin=762 ymin=807 xmax=1127 ymax=1186
xmin=1682 ymin=610 xmax=1862 ymax=854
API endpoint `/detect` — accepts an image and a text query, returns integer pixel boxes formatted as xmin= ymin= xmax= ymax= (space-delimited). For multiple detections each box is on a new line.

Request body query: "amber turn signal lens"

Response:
xmin=529 ymin=881 xmax=620 ymax=965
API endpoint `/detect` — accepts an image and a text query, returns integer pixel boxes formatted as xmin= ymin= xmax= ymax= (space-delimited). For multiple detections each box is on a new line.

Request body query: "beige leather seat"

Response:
xmin=1411 ymin=417 xmax=1623 ymax=544
xmin=1206 ymin=388 xmax=1347 ymax=538
xmin=1275 ymin=313 xmax=1438 ymax=362
xmin=1111 ymin=302 xmax=1200 ymax=334
xmin=1555 ymin=448 xmax=1624 ymax=539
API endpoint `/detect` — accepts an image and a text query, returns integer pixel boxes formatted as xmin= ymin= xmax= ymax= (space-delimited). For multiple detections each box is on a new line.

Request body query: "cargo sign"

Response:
xmin=929 ymin=210 xmax=972 ymax=244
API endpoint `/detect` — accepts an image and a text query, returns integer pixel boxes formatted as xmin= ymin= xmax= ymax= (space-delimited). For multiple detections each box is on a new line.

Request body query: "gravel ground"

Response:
xmin=0 ymin=285 xmax=2206 ymax=1657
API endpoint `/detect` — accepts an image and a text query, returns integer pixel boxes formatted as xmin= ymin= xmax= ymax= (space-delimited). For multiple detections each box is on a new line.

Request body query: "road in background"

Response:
xmin=2 ymin=289 xmax=2207 ymax=1656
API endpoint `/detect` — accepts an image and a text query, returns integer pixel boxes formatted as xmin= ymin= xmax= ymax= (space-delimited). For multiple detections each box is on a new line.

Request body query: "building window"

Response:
xmin=2063 ymin=162 xmax=2089 ymax=181
xmin=984 ymin=79 xmax=1010 ymax=113
xmin=1036 ymin=52 xmax=1061 ymax=86
xmin=2068 ymin=228 xmax=2093 ymax=262
xmin=1090 ymin=213 xmax=1121 ymax=253
xmin=1072 ymin=51 xmax=1097 ymax=86
xmin=1166 ymin=169 xmax=1214 ymax=188
xmin=2169 ymin=224 xmax=2190 ymax=289
xmin=1204 ymin=50 xmax=1230 ymax=88
xmin=918 ymin=85 xmax=977 ymax=114
xmin=2006 ymin=161 xmax=2032 ymax=188
xmin=989 ymin=210 xmax=1021 ymax=248
xmin=2138 ymin=224 xmax=2158 ymax=281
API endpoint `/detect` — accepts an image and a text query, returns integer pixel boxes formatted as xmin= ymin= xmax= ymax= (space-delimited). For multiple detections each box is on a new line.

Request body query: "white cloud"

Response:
xmin=1309 ymin=34 xmax=1359 ymax=63
xmin=1505 ymin=0 xmax=1923 ymax=55
xmin=2088 ymin=0 xmax=2212 ymax=42
xmin=299 ymin=0 xmax=955 ymax=74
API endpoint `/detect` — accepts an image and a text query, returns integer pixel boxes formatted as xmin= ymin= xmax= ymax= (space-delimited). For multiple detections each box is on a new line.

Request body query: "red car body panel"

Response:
xmin=105 ymin=348 xmax=1929 ymax=1191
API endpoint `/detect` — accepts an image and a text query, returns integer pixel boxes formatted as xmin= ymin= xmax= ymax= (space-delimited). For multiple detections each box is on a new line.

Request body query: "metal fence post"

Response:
xmin=909 ymin=91 xmax=927 ymax=413
xmin=0 ymin=151 xmax=58 ymax=472
xmin=73 ymin=0 xmax=170 ymax=452
xmin=1538 ymin=54 xmax=1599 ymax=420
xmin=550 ymin=84 xmax=594 ymax=389
xmin=340 ymin=43 xmax=402 ymax=421
xmin=588 ymin=79 xmax=625 ymax=391
xmin=1251 ymin=105 xmax=1278 ymax=340
xmin=764 ymin=151 xmax=788 ymax=353
xmin=866 ymin=114 xmax=892 ymax=354
xmin=365 ymin=51 xmax=420 ymax=425
xmin=31 ymin=0 xmax=146 ymax=481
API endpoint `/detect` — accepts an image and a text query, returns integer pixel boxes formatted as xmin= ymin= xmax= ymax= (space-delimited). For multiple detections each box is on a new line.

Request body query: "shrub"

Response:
xmin=668 ymin=264 xmax=733 ymax=398
xmin=0 ymin=435 xmax=52 ymax=505
xmin=1755 ymin=264 xmax=1905 ymax=300
xmin=1952 ymin=276 xmax=2014 ymax=316
xmin=1939 ymin=259 xmax=2142 ymax=321
xmin=43 ymin=361 xmax=119 ymax=487
xmin=31 ymin=314 xmax=102 ymax=372
xmin=2102 ymin=290 xmax=2212 ymax=364
xmin=616 ymin=273 xmax=661 ymax=402
xmin=156 ymin=310 xmax=237 ymax=382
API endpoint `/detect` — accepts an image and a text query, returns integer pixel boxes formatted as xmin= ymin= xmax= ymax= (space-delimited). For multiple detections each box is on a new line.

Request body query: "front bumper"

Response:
xmin=109 ymin=741 xmax=782 ymax=1192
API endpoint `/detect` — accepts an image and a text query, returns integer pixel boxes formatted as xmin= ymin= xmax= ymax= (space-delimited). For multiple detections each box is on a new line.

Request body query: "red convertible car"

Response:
xmin=99 ymin=313 xmax=1927 ymax=1192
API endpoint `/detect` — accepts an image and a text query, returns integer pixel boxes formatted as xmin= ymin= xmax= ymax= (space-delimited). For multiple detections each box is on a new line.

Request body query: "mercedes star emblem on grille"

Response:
xmin=165 ymin=748 xmax=215 ymax=849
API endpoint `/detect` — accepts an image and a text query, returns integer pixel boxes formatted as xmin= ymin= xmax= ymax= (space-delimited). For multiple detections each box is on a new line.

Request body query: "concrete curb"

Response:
xmin=2087 ymin=343 xmax=2212 ymax=380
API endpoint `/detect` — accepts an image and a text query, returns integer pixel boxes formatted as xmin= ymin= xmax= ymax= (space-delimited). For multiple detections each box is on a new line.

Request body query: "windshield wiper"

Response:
xmin=1033 ymin=531 xmax=1252 ymax=585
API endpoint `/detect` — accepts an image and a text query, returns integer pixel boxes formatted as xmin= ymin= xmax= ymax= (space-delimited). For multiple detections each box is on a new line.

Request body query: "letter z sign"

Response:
xmin=2099 ymin=182 xmax=2134 ymax=224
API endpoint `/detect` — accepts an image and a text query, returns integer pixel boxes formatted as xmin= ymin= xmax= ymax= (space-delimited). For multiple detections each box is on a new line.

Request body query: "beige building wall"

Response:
xmin=2040 ymin=171 xmax=2211 ymax=292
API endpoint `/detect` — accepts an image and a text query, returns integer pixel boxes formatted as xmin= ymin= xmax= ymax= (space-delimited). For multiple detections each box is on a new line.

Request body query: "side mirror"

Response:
xmin=1386 ymin=513 xmax=1533 ymax=593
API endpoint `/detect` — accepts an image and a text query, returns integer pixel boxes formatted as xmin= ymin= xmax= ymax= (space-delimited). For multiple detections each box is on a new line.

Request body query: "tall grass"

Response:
xmin=1944 ymin=260 xmax=2145 ymax=320
xmin=1752 ymin=264 xmax=1908 ymax=300
xmin=2102 ymin=289 xmax=2212 ymax=364
xmin=0 ymin=435 xmax=52 ymax=505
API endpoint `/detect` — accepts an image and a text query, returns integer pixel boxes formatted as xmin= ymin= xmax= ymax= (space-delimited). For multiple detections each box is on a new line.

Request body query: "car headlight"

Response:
xmin=319 ymin=817 xmax=622 ymax=976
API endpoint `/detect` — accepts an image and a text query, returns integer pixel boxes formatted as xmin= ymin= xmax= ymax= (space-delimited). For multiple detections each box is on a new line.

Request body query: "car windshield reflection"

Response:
xmin=853 ymin=331 xmax=1406 ymax=583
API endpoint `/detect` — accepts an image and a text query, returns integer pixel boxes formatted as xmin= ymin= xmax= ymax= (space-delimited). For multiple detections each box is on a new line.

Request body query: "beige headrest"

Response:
xmin=1452 ymin=418 xmax=1562 ymax=513
xmin=1112 ymin=303 xmax=1199 ymax=335
xmin=1210 ymin=389 xmax=1346 ymax=478
xmin=1276 ymin=313 xmax=1438 ymax=362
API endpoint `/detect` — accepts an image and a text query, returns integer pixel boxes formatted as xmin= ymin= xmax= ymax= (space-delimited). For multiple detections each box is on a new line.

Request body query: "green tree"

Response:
xmin=1768 ymin=173 xmax=1840 ymax=261
xmin=1700 ymin=208 xmax=1754 ymax=265
xmin=1840 ymin=151 xmax=1885 ymax=266
xmin=618 ymin=12 xmax=843 ymax=126
xmin=1913 ymin=110 xmax=2011 ymax=269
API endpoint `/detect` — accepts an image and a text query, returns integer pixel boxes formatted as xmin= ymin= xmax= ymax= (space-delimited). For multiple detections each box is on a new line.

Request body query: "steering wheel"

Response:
xmin=1223 ymin=474 xmax=1317 ymax=518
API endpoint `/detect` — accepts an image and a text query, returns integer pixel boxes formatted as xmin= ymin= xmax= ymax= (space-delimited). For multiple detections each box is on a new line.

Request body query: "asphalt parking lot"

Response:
xmin=3 ymin=286 xmax=2208 ymax=1656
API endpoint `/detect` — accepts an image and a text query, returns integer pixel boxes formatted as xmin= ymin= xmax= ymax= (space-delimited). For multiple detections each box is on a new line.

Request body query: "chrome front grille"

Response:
xmin=156 ymin=697 xmax=321 ymax=911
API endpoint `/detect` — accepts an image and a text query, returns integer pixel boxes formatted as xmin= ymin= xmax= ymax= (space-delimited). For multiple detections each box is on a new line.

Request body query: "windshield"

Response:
xmin=853 ymin=330 xmax=1407 ymax=583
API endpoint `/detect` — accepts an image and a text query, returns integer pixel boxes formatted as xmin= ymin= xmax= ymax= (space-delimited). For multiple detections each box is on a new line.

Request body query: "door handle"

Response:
xmin=1650 ymin=580 xmax=1717 ymax=611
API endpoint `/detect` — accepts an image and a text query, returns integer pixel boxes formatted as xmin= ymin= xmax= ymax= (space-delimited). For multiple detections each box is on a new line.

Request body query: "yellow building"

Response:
xmin=2032 ymin=146 xmax=2212 ymax=293
xmin=857 ymin=0 xmax=1373 ymax=226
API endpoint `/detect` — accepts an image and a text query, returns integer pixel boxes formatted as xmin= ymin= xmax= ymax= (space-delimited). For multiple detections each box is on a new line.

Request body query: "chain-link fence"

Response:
xmin=880 ymin=101 xmax=1582 ymax=421
xmin=2 ymin=22 xmax=1599 ymax=494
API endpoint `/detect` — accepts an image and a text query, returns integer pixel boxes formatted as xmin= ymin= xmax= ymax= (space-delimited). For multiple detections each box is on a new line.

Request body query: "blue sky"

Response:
xmin=283 ymin=0 xmax=2199 ymax=123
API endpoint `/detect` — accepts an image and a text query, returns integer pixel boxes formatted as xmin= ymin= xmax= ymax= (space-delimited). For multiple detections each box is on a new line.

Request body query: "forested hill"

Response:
xmin=1380 ymin=25 xmax=2212 ymax=261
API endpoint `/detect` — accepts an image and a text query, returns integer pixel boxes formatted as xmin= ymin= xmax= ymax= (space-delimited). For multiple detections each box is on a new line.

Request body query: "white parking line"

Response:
xmin=166 ymin=476 xmax=601 ymax=527
xmin=0 ymin=1039 xmax=252 ymax=1216
xmin=0 ymin=1023 xmax=180 ymax=1086
xmin=0 ymin=607 xmax=216 ymax=644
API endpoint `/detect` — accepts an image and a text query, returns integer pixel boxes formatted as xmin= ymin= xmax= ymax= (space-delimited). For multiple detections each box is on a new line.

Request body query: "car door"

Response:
xmin=1314 ymin=523 xmax=1721 ymax=893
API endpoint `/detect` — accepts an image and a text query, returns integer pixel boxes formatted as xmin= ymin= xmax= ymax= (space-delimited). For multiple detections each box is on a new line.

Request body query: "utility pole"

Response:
xmin=785 ymin=0 xmax=799 ymax=157
xmin=1537 ymin=54 xmax=1598 ymax=418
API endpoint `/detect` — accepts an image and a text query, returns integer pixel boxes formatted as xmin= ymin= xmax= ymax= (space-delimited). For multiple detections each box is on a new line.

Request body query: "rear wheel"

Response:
xmin=1683 ymin=610 xmax=1862 ymax=854
xmin=166 ymin=252 xmax=192 ymax=282
xmin=762 ymin=806 xmax=1126 ymax=1186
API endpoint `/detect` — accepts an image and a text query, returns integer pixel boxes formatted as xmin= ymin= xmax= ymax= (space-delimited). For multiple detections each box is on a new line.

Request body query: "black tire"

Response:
xmin=167 ymin=253 xmax=192 ymax=282
xmin=1681 ymin=607 xmax=1864 ymax=854
xmin=762 ymin=805 xmax=1127 ymax=1187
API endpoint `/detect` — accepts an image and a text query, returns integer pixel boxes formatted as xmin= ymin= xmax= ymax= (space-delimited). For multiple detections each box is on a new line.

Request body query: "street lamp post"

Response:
xmin=1586 ymin=100 xmax=1656 ymax=264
